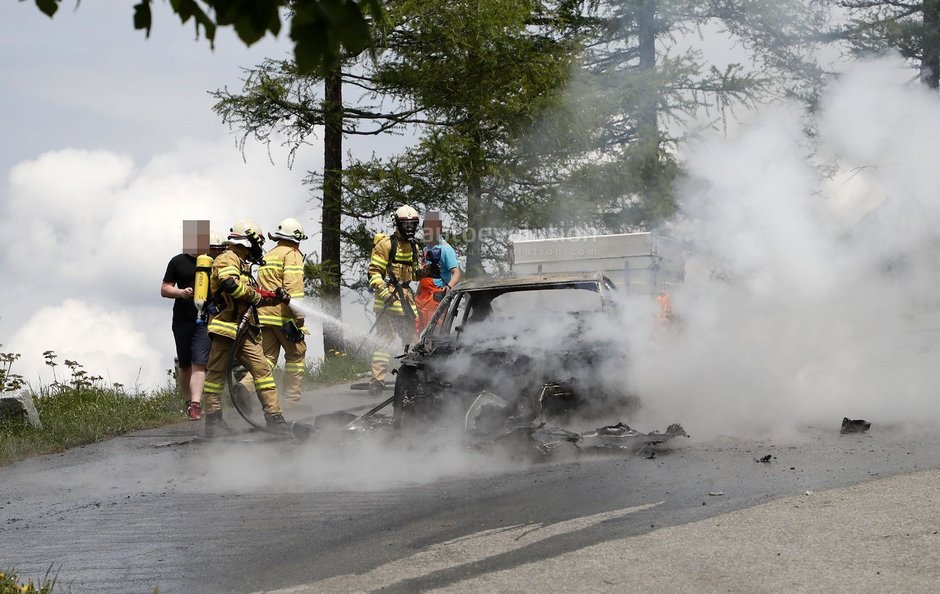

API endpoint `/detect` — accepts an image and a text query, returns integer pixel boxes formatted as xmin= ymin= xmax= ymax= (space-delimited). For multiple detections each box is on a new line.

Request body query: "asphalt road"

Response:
xmin=2 ymin=383 xmax=939 ymax=593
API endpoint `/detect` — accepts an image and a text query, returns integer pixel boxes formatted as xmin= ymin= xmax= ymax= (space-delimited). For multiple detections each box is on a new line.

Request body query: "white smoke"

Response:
xmin=623 ymin=57 xmax=940 ymax=437
xmin=0 ymin=138 xmax=313 ymax=389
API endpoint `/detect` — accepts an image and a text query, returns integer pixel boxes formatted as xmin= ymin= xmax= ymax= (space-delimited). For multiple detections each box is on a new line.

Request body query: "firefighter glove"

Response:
xmin=257 ymin=288 xmax=280 ymax=306
xmin=274 ymin=287 xmax=290 ymax=304
xmin=378 ymin=287 xmax=397 ymax=303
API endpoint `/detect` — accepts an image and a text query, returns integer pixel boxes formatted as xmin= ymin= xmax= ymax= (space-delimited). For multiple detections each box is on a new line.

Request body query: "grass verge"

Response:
xmin=0 ymin=349 xmax=187 ymax=466
xmin=0 ymin=346 xmax=372 ymax=467
xmin=0 ymin=385 xmax=185 ymax=467
xmin=0 ymin=567 xmax=55 ymax=593
xmin=303 ymin=349 xmax=371 ymax=389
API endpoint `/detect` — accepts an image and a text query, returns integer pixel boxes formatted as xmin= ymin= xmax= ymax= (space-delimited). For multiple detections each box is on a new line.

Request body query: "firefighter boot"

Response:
xmin=204 ymin=411 xmax=234 ymax=438
xmin=265 ymin=412 xmax=291 ymax=435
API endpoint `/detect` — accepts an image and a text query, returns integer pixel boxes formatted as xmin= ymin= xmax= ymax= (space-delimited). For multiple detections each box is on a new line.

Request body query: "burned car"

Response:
xmin=392 ymin=272 xmax=640 ymax=432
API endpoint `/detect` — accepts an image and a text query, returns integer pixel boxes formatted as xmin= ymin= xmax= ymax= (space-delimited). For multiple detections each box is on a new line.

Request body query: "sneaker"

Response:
xmin=265 ymin=413 xmax=291 ymax=435
xmin=204 ymin=411 xmax=234 ymax=438
xmin=368 ymin=381 xmax=385 ymax=397
xmin=186 ymin=400 xmax=203 ymax=421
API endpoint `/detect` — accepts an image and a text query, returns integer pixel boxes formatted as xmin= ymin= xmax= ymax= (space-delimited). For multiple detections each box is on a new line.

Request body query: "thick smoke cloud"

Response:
xmin=625 ymin=57 xmax=940 ymax=437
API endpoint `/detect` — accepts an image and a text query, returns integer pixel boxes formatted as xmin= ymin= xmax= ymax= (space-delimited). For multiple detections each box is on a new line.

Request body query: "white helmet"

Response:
xmin=268 ymin=217 xmax=308 ymax=243
xmin=209 ymin=232 xmax=226 ymax=250
xmin=227 ymin=219 xmax=265 ymax=248
xmin=393 ymin=205 xmax=420 ymax=240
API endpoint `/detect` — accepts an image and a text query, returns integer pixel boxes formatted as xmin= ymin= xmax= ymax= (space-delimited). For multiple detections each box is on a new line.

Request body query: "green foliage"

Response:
xmin=0 ymin=568 xmax=55 ymax=594
xmin=0 ymin=352 xmax=186 ymax=466
xmin=23 ymin=0 xmax=384 ymax=75
xmin=0 ymin=346 xmax=24 ymax=394
xmin=303 ymin=349 xmax=369 ymax=388
xmin=830 ymin=0 xmax=940 ymax=87
xmin=215 ymin=0 xmax=579 ymax=279
xmin=348 ymin=0 xmax=580 ymax=273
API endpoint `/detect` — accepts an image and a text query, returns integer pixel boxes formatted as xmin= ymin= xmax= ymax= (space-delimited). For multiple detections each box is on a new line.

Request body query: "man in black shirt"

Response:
xmin=162 ymin=220 xmax=221 ymax=420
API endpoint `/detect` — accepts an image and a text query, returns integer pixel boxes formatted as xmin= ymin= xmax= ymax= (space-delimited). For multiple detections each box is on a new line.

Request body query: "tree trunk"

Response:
xmin=465 ymin=124 xmax=485 ymax=277
xmin=636 ymin=0 xmax=657 ymax=146
xmin=636 ymin=0 xmax=660 ymax=225
xmin=321 ymin=66 xmax=345 ymax=356
xmin=922 ymin=0 xmax=940 ymax=90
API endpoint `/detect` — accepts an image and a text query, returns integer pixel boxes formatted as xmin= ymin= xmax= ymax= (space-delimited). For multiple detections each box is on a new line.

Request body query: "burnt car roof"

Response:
xmin=453 ymin=272 xmax=613 ymax=292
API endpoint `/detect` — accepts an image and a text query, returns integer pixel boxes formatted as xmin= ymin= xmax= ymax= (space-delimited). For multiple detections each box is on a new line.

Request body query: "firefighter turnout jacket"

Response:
xmin=369 ymin=233 xmax=418 ymax=315
xmin=256 ymin=241 xmax=306 ymax=327
xmin=206 ymin=248 xmax=263 ymax=339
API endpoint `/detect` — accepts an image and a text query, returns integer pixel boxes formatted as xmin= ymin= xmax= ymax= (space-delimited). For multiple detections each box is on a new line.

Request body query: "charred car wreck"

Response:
xmin=389 ymin=272 xmax=686 ymax=455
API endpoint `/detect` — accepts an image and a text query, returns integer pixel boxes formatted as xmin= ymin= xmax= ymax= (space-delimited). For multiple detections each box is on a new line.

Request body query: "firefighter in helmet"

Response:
xmin=252 ymin=217 xmax=309 ymax=406
xmin=367 ymin=205 xmax=420 ymax=396
xmin=202 ymin=219 xmax=289 ymax=436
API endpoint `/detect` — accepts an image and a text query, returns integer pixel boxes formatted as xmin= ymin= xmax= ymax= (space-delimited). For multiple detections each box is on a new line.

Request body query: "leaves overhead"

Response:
xmin=24 ymin=0 xmax=384 ymax=75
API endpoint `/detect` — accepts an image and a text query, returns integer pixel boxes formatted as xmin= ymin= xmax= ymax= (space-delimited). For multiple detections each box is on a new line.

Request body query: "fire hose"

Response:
xmin=225 ymin=306 xmax=317 ymax=441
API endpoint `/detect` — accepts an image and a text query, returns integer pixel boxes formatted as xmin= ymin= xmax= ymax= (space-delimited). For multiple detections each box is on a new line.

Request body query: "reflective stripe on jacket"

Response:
xmin=369 ymin=233 xmax=417 ymax=315
xmin=206 ymin=248 xmax=260 ymax=339
xmin=256 ymin=242 xmax=305 ymax=327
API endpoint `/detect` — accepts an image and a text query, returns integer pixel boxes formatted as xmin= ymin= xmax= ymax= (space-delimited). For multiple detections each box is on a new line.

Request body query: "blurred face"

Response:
xmin=423 ymin=218 xmax=442 ymax=243
xmin=182 ymin=220 xmax=210 ymax=256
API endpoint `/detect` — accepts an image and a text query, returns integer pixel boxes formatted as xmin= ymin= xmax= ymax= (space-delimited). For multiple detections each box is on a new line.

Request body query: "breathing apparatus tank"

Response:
xmin=194 ymin=254 xmax=214 ymax=323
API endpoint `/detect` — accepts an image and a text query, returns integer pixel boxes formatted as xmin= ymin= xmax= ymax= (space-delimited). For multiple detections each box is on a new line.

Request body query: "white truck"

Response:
xmin=508 ymin=232 xmax=684 ymax=295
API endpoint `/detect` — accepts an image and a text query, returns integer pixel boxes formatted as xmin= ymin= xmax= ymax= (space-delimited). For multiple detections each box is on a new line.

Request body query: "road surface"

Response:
xmin=2 ymin=383 xmax=939 ymax=593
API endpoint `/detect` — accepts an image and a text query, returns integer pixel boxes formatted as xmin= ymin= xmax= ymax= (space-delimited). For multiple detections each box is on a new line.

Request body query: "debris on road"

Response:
xmin=580 ymin=422 xmax=688 ymax=452
xmin=755 ymin=454 xmax=773 ymax=463
xmin=708 ymin=491 xmax=724 ymax=496
xmin=489 ymin=420 xmax=688 ymax=460
xmin=150 ymin=438 xmax=197 ymax=448
xmin=840 ymin=417 xmax=872 ymax=434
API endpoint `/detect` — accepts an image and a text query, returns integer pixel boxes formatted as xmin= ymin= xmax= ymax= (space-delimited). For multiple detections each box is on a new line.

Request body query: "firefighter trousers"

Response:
xmin=261 ymin=326 xmax=306 ymax=404
xmin=370 ymin=312 xmax=415 ymax=385
xmin=204 ymin=332 xmax=282 ymax=416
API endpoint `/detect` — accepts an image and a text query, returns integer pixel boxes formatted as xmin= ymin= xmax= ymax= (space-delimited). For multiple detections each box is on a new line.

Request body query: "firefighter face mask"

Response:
xmin=397 ymin=218 xmax=419 ymax=241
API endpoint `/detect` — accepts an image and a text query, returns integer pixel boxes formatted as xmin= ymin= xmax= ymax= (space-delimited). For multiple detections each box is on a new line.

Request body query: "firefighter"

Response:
xmin=202 ymin=219 xmax=289 ymax=436
xmin=367 ymin=205 xmax=420 ymax=396
xmin=252 ymin=217 xmax=309 ymax=406
xmin=415 ymin=211 xmax=461 ymax=334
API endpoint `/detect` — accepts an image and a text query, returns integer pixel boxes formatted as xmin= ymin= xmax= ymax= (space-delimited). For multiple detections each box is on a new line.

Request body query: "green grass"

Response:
xmin=0 ymin=346 xmax=371 ymax=468
xmin=303 ymin=350 xmax=371 ymax=389
xmin=0 ymin=567 xmax=55 ymax=593
xmin=0 ymin=385 xmax=185 ymax=467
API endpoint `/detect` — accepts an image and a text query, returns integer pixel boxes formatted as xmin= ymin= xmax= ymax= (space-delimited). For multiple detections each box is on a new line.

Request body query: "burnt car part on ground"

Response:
xmin=840 ymin=417 xmax=872 ymax=434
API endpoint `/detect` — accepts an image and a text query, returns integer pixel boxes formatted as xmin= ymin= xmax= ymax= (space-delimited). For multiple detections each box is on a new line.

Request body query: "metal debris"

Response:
xmin=150 ymin=438 xmax=196 ymax=448
xmin=840 ymin=417 xmax=871 ymax=434
xmin=488 ymin=420 xmax=688 ymax=459
xmin=580 ymin=422 xmax=688 ymax=452
xmin=755 ymin=454 xmax=773 ymax=463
